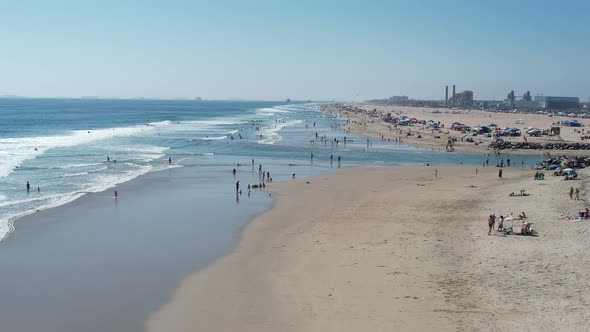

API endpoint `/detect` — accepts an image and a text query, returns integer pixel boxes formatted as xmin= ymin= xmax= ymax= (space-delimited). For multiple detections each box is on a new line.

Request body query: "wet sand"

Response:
xmin=148 ymin=165 xmax=590 ymax=331
xmin=0 ymin=165 xmax=272 ymax=332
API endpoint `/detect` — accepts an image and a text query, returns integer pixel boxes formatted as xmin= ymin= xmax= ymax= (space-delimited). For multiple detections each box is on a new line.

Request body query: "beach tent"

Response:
xmin=563 ymin=168 xmax=577 ymax=176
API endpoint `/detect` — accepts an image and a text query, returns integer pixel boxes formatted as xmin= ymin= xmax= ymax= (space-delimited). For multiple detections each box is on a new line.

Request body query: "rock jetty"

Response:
xmin=489 ymin=141 xmax=590 ymax=151
xmin=534 ymin=155 xmax=590 ymax=170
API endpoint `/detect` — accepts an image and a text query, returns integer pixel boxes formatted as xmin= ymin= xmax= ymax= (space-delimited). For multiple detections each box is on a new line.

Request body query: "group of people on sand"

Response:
xmin=569 ymin=187 xmax=580 ymax=200
xmin=233 ymin=160 xmax=274 ymax=198
xmin=488 ymin=212 xmax=528 ymax=235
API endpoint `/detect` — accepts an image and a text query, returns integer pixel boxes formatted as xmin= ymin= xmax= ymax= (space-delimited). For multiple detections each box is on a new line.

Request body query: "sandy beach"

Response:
xmin=148 ymin=165 xmax=590 ymax=331
xmin=324 ymin=104 xmax=590 ymax=155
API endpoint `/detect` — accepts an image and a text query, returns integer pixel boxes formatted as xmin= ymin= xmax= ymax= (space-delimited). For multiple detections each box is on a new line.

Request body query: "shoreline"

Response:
xmin=147 ymin=165 xmax=590 ymax=331
xmin=0 ymin=117 xmax=569 ymax=331
xmin=0 ymin=162 xmax=275 ymax=332
xmin=325 ymin=104 xmax=590 ymax=156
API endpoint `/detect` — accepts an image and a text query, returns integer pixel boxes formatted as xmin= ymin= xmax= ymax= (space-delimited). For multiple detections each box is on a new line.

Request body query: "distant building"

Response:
xmin=507 ymin=90 xmax=516 ymax=107
xmin=534 ymin=96 xmax=579 ymax=110
xmin=451 ymin=90 xmax=473 ymax=107
xmin=388 ymin=96 xmax=409 ymax=103
xmin=513 ymin=99 xmax=539 ymax=108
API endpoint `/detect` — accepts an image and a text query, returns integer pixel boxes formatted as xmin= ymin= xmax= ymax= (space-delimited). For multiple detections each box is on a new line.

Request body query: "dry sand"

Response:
xmin=147 ymin=165 xmax=590 ymax=331
xmin=325 ymin=104 xmax=590 ymax=155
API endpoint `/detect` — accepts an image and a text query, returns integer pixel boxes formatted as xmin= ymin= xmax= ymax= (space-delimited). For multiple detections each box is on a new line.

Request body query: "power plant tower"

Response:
xmin=445 ymin=86 xmax=448 ymax=107
xmin=452 ymin=85 xmax=456 ymax=105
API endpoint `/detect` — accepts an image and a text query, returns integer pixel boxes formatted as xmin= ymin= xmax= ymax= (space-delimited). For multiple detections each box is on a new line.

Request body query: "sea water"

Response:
xmin=0 ymin=98 xmax=544 ymax=241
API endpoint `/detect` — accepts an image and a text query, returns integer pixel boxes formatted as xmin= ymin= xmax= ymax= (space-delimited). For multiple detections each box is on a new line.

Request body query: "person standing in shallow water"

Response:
xmin=236 ymin=181 xmax=240 ymax=193
xmin=26 ymin=181 xmax=30 ymax=192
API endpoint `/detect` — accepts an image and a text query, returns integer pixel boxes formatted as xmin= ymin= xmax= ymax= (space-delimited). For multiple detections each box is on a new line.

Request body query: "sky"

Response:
xmin=1 ymin=0 xmax=589 ymax=101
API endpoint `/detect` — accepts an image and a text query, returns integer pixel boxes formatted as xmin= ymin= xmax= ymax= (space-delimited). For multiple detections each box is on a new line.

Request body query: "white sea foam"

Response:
xmin=63 ymin=171 xmax=89 ymax=178
xmin=184 ymin=119 xmax=243 ymax=126
xmin=257 ymin=120 xmax=302 ymax=145
xmin=256 ymin=106 xmax=294 ymax=115
xmin=0 ymin=121 xmax=170 ymax=179
xmin=58 ymin=162 xmax=104 ymax=169
xmin=192 ymin=136 xmax=228 ymax=141
xmin=0 ymin=161 xmax=171 ymax=241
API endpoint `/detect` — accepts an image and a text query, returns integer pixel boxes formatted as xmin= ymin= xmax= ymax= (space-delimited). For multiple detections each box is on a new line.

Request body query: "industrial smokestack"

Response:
xmin=452 ymin=85 xmax=456 ymax=102
xmin=445 ymin=86 xmax=448 ymax=107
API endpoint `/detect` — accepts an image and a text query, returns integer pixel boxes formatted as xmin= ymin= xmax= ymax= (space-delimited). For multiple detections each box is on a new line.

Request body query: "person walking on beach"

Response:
xmin=26 ymin=181 xmax=30 ymax=192
xmin=435 ymin=169 xmax=438 ymax=178
xmin=498 ymin=169 xmax=503 ymax=178
xmin=476 ymin=168 xmax=478 ymax=175
xmin=236 ymin=181 xmax=240 ymax=193
xmin=507 ymin=158 xmax=511 ymax=167
xmin=570 ymin=187 xmax=574 ymax=199
xmin=488 ymin=215 xmax=494 ymax=235
xmin=575 ymin=188 xmax=580 ymax=200
xmin=114 ymin=190 xmax=118 ymax=198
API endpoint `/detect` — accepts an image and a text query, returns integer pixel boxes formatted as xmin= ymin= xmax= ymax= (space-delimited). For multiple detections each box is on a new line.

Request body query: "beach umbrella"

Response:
xmin=504 ymin=216 xmax=517 ymax=228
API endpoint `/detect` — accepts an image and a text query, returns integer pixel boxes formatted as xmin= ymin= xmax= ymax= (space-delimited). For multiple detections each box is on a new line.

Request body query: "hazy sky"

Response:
xmin=1 ymin=0 xmax=589 ymax=101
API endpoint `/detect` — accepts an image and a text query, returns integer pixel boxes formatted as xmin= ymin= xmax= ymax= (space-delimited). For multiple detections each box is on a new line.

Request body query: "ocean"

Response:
xmin=0 ymin=98 xmax=543 ymax=242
